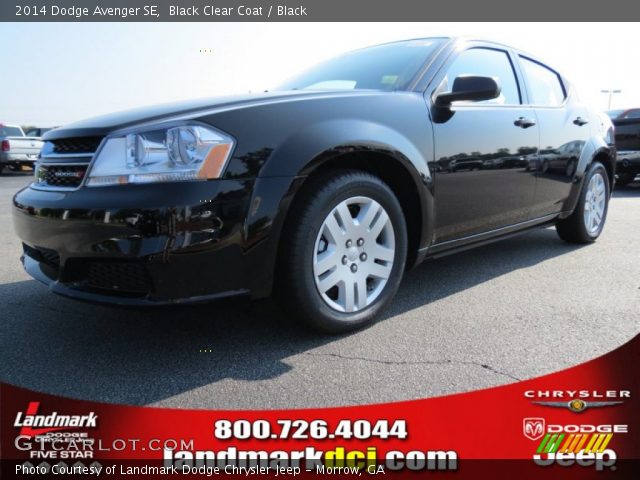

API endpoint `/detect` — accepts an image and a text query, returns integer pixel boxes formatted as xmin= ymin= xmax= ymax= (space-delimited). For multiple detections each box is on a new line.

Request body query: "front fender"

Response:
xmin=265 ymin=117 xmax=433 ymax=238
xmin=259 ymin=118 xmax=432 ymax=182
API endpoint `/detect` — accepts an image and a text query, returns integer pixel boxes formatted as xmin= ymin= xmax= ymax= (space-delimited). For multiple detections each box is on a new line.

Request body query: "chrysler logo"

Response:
xmin=532 ymin=400 xmax=623 ymax=413
xmin=523 ymin=417 xmax=545 ymax=441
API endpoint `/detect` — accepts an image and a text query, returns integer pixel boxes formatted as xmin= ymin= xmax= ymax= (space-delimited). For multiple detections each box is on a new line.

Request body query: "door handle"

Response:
xmin=514 ymin=117 xmax=536 ymax=129
xmin=573 ymin=117 xmax=589 ymax=126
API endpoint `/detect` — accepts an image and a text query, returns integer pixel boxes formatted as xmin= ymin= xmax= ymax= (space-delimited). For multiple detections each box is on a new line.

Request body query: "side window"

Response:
xmin=443 ymin=48 xmax=520 ymax=105
xmin=623 ymin=109 xmax=640 ymax=119
xmin=519 ymin=56 xmax=565 ymax=106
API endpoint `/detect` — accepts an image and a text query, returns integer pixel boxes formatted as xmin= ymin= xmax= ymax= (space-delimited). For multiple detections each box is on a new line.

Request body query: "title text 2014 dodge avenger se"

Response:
xmin=12 ymin=38 xmax=615 ymax=332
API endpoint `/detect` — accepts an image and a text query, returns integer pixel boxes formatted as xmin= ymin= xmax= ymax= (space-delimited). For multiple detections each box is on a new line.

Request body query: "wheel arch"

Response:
xmin=562 ymin=137 xmax=615 ymax=216
xmin=254 ymin=117 xmax=435 ymax=299
xmin=591 ymin=149 xmax=615 ymax=191
xmin=295 ymin=147 xmax=432 ymax=270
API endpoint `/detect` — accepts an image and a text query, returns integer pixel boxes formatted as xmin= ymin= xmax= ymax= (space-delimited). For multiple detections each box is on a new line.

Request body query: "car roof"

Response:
xmin=379 ymin=36 xmax=549 ymax=65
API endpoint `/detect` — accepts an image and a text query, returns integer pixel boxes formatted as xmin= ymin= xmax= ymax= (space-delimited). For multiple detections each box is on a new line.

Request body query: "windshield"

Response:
xmin=606 ymin=109 xmax=624 ymax=119
xmin=275 ymin=39 xmax=444 ymax=92
xmin=0 ymin=126 xmax=23 ymax=137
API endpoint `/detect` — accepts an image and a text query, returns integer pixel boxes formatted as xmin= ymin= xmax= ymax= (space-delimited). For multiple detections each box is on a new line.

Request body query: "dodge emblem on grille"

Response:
xmin=53 ymin=171 xmax=84 ymax=178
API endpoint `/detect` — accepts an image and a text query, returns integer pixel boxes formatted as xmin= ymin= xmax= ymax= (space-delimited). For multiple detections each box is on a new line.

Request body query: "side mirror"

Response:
xmin=435 ymin=75 xmax=501 ymax=106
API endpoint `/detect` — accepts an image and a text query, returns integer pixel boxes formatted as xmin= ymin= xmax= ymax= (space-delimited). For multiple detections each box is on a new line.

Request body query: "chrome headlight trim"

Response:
xmin=86 ymin=121 xmax=236 ymax=187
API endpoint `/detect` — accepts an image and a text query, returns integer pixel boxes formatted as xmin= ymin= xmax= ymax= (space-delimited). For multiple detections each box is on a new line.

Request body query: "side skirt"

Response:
xmin=418 ymin=212 xmax=567 ymax=261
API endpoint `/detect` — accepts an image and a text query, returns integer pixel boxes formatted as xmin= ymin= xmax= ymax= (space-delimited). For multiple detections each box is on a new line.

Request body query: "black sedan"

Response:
xmin=13 ymin=37 xmax=616 ymax=332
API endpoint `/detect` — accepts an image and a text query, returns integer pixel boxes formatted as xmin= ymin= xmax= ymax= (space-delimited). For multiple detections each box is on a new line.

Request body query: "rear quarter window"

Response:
xmin=519 ymin=56 xmax=566 ymax=107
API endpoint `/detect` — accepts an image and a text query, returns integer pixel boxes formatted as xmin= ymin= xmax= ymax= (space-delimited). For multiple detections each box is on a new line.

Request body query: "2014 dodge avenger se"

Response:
xmin=13 ymin=37 xmax=615 ymax=332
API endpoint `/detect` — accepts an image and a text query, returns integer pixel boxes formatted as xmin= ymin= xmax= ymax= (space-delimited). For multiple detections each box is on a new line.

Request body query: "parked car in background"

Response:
xmin=24 ymin=127 xmax=53 ymax=138
xmin=0 ymin=124 xmax=43 ymax=174
xmin=448 ymin=157 xmax=483 ymax=172
xmin=13 ymin=38 xmax=616 ymax=332
xmin=538 ymin=140 xmax=584 ymax=178
xmin=607 ymin=109 xmax=640 ymax=185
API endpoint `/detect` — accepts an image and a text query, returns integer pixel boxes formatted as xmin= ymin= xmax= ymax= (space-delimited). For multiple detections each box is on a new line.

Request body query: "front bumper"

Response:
xmin=13 ymin=177 xmax=294 ymax=305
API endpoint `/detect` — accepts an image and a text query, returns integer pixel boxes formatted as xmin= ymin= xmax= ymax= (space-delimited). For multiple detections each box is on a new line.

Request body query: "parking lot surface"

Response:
xmin=1 ymin=171 xmax=638 ymax=409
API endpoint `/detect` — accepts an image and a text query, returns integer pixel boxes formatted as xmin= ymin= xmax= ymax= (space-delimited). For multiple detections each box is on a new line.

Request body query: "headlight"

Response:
xmin=86 ymin=124 xmax=235 ymax=186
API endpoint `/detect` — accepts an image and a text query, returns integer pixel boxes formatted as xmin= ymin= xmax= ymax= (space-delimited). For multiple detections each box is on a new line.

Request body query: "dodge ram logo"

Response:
xmin=523 ymin=418 xmax=545 ymax=441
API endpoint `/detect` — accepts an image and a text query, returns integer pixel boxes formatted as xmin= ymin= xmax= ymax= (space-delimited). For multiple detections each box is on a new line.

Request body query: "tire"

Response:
xmin=0 ymin=164 xmax=3 ymax=175
xmin=556 ymin=161 xmax=610 ymax=244
xmin=616 ymin=172 xmax=635 ymax=186
xmin=279 ymin=170 xmax=408 ymax=333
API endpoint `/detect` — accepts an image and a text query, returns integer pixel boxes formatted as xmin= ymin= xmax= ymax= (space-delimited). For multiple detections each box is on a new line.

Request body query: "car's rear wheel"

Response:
xmin=279 ymin=170 xmax=407 ymax=333
xmin=556 ymin=161 xmax=610 ymax=243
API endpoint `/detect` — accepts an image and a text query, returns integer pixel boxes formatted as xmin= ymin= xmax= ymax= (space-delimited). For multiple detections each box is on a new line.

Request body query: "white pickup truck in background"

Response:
xmin=0 ymin=124 xmax=43 ymax=174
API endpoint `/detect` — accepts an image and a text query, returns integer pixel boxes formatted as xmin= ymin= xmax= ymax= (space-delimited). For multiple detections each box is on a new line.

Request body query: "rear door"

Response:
xmin=430 ymin=46 xmax=539 ymax=243
xmin=517 ymin=56 xmax=591 ymax=218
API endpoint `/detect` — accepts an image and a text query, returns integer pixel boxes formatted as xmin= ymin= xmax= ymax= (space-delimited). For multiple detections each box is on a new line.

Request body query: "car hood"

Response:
xmin=44 ymin=90 xmax=378 ymax=140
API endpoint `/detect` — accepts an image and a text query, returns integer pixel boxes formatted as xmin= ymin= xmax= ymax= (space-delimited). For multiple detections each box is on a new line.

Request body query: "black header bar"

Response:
xmin=2 ymin=0 xmax=639 ymax=22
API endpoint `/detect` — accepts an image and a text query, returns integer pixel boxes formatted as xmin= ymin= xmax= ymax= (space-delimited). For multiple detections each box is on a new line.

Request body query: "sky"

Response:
xmin=1 ymin=22 xmax=638 ymax=126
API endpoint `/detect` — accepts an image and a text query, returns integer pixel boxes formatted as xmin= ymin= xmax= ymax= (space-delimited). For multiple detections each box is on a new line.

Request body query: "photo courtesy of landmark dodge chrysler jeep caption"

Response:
xmin=13 ymin=37 xmax=616 ymax=333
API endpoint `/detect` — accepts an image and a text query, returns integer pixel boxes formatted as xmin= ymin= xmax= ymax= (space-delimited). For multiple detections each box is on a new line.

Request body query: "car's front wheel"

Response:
xmin=280 ymin=170 xmax=407 ymax=333
xmin=556 ymin=161 xmax=610 ymax=243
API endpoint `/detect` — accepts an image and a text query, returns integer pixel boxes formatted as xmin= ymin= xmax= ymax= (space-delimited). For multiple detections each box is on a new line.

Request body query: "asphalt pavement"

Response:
xmin=1 ymin=171 xmax=638 ymax=409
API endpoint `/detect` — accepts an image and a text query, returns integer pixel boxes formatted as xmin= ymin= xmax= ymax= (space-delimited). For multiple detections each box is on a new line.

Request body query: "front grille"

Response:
xmin=36 ymin=164 xmax=88 ymax=188
xmin=52 ymin=137 xmax=102 ymax=154
xmin=35 ymin=136 xmax=102 ymax=190
xmin=86 ymin=262 xmax=152 ymax=294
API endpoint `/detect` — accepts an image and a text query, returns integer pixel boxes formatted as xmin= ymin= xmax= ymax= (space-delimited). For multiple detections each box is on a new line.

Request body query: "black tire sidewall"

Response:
xmin=288 ymin=173 xmax=408 ymax=332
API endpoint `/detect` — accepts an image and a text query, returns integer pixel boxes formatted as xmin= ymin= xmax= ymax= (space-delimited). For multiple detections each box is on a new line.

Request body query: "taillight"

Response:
xmin=1 ymin=140 xmax=9 ymax=152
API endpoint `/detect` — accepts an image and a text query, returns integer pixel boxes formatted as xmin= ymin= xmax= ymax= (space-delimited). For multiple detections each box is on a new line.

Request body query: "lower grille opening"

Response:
xmin=23 ymin=246 xmax=153 ymax=297
xmin=86 ymin=261 xmax=152 ymax=295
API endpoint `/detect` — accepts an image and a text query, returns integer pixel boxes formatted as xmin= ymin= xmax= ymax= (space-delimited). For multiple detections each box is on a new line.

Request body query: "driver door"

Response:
xmin=431 ymin=47 xmax=539 ymax=243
